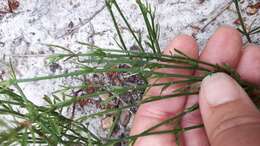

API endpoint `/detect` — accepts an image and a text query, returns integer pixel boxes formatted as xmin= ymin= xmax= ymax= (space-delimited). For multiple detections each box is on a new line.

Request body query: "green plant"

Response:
xmin=0 ymin=0 xmax=259 ymax=145
xmin=232 ymin=0 xmax=259 ymax=43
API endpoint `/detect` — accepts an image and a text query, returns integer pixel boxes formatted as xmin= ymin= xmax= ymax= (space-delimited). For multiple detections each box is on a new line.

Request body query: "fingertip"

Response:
xmin=200 ymin=25 xmax=242 ymax=67
xmin=200 ymin=73 xmax=242 ymax=107
xmin=164 ymin=34 xmax=199 ymax=58
xmin=213 ymin=25 xmax=242 ymax=41
xmin=237 ymin=44 xmax=260 ymax=85
xmin=216 ymin=25 xmax=242 ymax=37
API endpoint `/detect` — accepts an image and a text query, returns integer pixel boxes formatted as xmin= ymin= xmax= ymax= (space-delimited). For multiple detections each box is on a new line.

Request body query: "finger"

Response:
xmin=237 ymin=44 xmax=260 ymax=85
xmin=182 ymin=26 xmax=242 ymax=146
xmin=131 ymin=35 xmax=199 ymax=146
xmin=181 ymin=95 xmax=209 ymax=146
xmin=199 ymin=73 xmax=260 ymax=146
xmin=199 ymin=25 xmax=242 ymax=68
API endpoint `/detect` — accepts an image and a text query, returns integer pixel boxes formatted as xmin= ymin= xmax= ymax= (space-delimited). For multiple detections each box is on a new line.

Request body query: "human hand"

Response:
xmin=130 ymin=26 xmax=260 ymax=146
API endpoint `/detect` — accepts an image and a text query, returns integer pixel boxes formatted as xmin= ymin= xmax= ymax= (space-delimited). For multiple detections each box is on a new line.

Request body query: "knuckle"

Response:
xmin=210 ymin=114 xmax=260 ymax=141
xmin=182 ymin=110 xmax=202 ymax=126
xmin=137 ymin=104 xmax=173 ymax=121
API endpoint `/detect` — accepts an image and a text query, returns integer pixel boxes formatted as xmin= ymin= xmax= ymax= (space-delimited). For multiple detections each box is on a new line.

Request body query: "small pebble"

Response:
xmin=101 ymin=117 xmax=114 ymax=129
xmin=246 ymin=6 xmax=258 ymax=15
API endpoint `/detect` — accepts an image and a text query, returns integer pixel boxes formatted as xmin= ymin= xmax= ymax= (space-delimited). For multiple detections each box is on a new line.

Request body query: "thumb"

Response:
xmin=199 ymin=73 xmax=260 ymax=146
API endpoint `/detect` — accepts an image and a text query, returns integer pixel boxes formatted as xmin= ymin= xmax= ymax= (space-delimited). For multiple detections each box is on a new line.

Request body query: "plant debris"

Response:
xmin=7 ymin=0 xmax=19 ymax=13
xmin=249 ymin=2 xmax=260 ymax=9
xmin=233 ymin=18 xmax=241 ymax=25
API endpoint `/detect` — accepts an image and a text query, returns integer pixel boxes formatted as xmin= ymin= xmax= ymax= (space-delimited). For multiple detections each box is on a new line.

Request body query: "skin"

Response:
xmin=130 ymin=26 xmax=260 ymax=146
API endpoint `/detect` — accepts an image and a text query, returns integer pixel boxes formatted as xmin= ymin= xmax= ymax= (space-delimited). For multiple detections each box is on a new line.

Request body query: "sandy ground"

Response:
xmin=0 ymin=0 xmax=259 ymax=139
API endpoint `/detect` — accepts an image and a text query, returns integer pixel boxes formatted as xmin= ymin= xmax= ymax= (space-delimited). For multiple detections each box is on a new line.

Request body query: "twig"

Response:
xmin=200 ymin=1 xmax=232 ymax=32
xmin=57 ymin=5 xmax=106 ymax=38
xmin=233 ymin=0 xmax=252 ymax=43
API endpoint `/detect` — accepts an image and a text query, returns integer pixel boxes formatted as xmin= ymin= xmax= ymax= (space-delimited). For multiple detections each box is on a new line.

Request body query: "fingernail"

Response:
xmin=200 ymin=73 xmax=241 ymax=106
